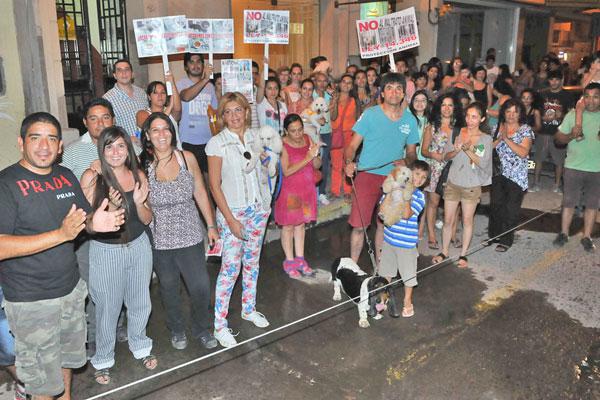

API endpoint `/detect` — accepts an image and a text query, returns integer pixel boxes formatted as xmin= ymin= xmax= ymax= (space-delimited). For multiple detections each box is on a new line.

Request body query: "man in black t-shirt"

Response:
xmin=0 ymin=112 xmax=124 ymax=398
xmin=531 ymin=69 xmax=573 ymax=192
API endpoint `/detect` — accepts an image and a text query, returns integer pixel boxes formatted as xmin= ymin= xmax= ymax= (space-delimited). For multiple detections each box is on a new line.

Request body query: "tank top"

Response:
xmin=148 ymin=151 xmax=204 ymax=250
xmin=95 ymin=190 xmax=146 ymax=245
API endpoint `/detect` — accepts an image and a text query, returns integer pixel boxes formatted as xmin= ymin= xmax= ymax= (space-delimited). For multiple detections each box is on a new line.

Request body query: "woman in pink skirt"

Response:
xmin=275 ymin=114 xmax=322 ymax=279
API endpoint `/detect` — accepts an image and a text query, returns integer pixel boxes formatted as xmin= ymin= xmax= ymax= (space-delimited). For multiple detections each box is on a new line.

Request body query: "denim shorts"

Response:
xmin=0 ymin=287 xmax=16 ymax=366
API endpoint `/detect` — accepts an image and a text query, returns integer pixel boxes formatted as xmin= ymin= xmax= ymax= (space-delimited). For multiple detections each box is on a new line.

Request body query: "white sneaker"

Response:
xmin=214 ymin=328 xmax=238 ymax=348
xmin=242 ymin=311 xmax=270 ymax=328
xmin=318 ymin=194 xmax=330 ymax=205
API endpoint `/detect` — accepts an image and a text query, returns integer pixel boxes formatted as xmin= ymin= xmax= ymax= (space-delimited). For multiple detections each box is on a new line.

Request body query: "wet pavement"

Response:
xmin=1 ymin=181 xmax=599 ymax=400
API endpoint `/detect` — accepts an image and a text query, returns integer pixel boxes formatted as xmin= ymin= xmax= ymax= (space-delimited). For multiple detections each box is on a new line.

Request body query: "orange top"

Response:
xmin=331 ymin=97 xmax=357 ymax=131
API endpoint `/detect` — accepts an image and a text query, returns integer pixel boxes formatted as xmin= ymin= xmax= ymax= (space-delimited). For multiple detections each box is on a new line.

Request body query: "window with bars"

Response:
xmin=97 ymin=0 xmax=128 ymax=90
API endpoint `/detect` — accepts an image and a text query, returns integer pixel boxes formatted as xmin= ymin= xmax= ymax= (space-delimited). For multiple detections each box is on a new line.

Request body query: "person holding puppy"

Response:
xmin=378 ymin=161 xmax=429 ymax=318
xmin=275 ymin=114 xmax=321 ymax=279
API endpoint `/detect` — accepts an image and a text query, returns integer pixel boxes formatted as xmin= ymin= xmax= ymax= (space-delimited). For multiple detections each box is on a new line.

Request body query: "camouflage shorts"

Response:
xmin=3 ymin=279 xmax=87 ymax=396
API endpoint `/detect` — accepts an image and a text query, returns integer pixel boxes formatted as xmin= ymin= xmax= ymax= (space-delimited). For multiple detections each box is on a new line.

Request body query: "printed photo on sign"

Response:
xmin=133 ymin=18 xmax=164 ymax=57
xmin=212 ymin=19 xmax=234 ymax=53
xmin=162 ymin=15 xmax=188 ymax=54
xmin=355 ymin=7 xmax=420 ymax=59
xmin=188 ymin=19 xmax=234 ymax=54
xmin=188 ymin=19 xmax=211 ymax=52
xmin=221 ymin=59 xmax=254 ymax=103
xmin=243 ymin=10 xmax=290 ymax=44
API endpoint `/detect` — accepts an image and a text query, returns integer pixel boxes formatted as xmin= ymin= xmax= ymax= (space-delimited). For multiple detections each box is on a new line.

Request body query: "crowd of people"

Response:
xmin=0 ymin=47 xmax=598 ymax=399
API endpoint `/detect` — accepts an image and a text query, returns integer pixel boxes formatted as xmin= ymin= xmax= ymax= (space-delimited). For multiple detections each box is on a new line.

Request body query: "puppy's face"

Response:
xmin=392 ymin=166 xmax=412 ymax=187
xmin=312 ymin=97 xmax=328 ymax=113
xmin=368 ymin=280 xmax=390 ymax=316
xmin=258 ymin=126 xmax=278 ymax=148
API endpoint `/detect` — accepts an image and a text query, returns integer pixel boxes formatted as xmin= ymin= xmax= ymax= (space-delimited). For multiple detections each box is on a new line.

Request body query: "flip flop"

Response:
xmin=495 ymin=244 xmax=510 ymax=252
xmin=432 ymin=253 xmax=448 ymax=264
xmin=142 ymin=354 xmax=158 ymax=370
xmin=428 ymin=241 xmax=440 ymax=250
xmin=94 ymin=369 xmax=110 ymax=385
xmin=457 ymin=256 xmax=468 ymax=268
xmin=402 ymin=304 xmax=414 ymax=318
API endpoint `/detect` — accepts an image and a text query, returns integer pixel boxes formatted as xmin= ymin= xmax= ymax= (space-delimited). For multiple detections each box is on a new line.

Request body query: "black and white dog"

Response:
xmin=331 ymin=257 xmax=396 ymax=328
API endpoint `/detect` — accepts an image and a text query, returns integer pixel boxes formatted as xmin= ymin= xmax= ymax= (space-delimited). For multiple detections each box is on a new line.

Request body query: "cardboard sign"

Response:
xmin=188 ymin=19 xmax=234 ymax=54
xmin=355 ymin=7 xmax=420 ymax=59
xmin=221 ymin=59 xmax=254 ymax=103
xmin=133 ymin=15 xmax=188 ymax=57
xmin=243 ymin=10 xmax=290 ymax=44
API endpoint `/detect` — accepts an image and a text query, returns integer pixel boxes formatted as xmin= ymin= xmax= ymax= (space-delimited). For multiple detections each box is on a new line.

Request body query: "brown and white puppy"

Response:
xmin=331 ymin=257 xmax=395 ymax=328
xmin=379 ymin=165 xmax=414 ymax=226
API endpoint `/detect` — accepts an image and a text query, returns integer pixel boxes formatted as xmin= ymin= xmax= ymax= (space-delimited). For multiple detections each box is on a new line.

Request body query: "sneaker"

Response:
xmin=553 ymin=233 xmax=568 ymax=247
xmin=581 ymin=237 xmax=596 ymax=253
xmin=241 ymin=311 xmax=270 ymax=328
xmin=197 ymin=331 xmax=218 ymax=349
xmin=529 ymin=184 xmax=540 ymax=192
xmin=552 ymin=185 xmax=562 ymax=194
xmin=170 ymin=334 xmax=188 ymax=350
xmin=214 ymin=328 xmax=238 ymax=348
xmin=318 ymin=193 xmax=330 ymax=206
xmin=14 ymin=383 xmax=27 ymax=400
xmin=294 ymin=257 xmax=316 ymax=277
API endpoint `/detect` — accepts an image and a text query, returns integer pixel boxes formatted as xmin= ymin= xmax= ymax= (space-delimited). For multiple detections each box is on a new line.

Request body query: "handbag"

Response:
xmin=491 ymin=124 xmax=503 ymax=178
xmin=435 ymin=126 xmax=461 ymax=196
xmin=330 ymin=98 xmax=352 ymax=149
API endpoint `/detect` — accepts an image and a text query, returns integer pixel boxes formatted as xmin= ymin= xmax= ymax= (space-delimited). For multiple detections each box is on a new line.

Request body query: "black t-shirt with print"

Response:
xmin=0 ymin=163 xmax=91 ymax=302
xmin=540 ymin=89 xmax=573 ymax=135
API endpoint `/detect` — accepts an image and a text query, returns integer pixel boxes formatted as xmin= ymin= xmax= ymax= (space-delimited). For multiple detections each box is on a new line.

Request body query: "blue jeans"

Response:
xmin=0 ymin=287 xmax=15 ymax=366
xmin=319 ymin=133 xmax=332 ymax=195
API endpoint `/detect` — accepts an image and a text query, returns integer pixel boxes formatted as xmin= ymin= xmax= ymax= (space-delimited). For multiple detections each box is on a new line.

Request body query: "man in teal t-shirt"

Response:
xmin=344 ymin=73 xmax=419 ymax=263
xmin=553 ymin=82 xmax=600 ymax=252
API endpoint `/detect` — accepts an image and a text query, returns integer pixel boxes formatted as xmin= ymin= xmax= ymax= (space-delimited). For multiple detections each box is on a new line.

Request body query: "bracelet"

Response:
xmin=207 ymin=225 xmax=217 ymax=230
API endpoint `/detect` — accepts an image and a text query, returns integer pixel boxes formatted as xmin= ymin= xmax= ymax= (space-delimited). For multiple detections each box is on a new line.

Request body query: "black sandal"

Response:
xmin=432 ymin=252 xmax=448 ymax=264
xmin=94 ymin=368 xmax=111 ymax=385
xmin=495 ymin=244 xmax=510 ymax=252
xmin=457 ymin=256 xmax=469 ymax=268
xmin=142 ymin=354 xmax=158 ymax=370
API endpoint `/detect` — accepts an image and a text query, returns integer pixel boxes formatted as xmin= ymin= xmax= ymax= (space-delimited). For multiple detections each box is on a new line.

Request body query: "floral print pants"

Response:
xmin=214 ymin=204 xmax=269 ymax=331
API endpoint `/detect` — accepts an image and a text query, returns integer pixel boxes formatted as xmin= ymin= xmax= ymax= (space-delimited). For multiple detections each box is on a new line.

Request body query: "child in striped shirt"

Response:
xmin=378 ymin=160 xmax=429 ymax=318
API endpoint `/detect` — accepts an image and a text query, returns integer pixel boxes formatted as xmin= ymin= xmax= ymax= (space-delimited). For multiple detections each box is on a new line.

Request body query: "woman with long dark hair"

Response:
xmin=80 ymin=126 xmax=155 ymax=385
xmin=140 ymin=112 xmax=219 ymax=350
xmin=136 ymin=78 xmax=182 ymax=147
xmin=442 ymin=56 xmax=463 ymax=89
xmin=520 ymin=88 xmax=542 ymax=135
xmin=488 ymin=99 xmax=533 ymax=251
xmin=421 ymin=93 xmax=463 ymax=249
xmin=487 ymin=79 xmax=515 ymax=128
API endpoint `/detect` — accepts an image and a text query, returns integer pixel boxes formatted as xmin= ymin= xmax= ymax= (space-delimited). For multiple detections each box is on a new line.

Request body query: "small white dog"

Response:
xmin=301 ymin=97 xmax=330 ymax=143
xmin=250 ymin=125 xmax=283 ymax=195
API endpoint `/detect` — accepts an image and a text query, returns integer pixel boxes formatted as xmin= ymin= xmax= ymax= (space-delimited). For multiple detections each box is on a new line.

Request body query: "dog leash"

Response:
xmin=262 ymin=146 xmax=283 ymax=200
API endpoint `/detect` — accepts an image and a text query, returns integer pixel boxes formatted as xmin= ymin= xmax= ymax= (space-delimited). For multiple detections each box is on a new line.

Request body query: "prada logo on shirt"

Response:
xmin=16 ymin=175 xmax=74 ymax=197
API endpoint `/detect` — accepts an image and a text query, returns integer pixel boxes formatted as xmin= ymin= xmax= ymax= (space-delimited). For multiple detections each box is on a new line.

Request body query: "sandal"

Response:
xmin=457 ymin=256 xmax=469 ymax=268
xmin=432 ymin=252 xmax=448 ymax=264
xmin=94 ymin=368 xmax=111 ymax=385
xmin=495 ymin=244 xmax=510 ymax=252
xmin=428 ymin=241 xmax=440 ymax=250
xmin=282 ymin=260 xmax=301 ymax=279
xmin=402 ymin=304 xmax=414 ymax=318
xmin=142 ymin=354 xmax=158 ymax=370
xmin=294 ymin=257 xmax=315 ymax=277
xmin=451 ymin=238 xmax=462 ymax=248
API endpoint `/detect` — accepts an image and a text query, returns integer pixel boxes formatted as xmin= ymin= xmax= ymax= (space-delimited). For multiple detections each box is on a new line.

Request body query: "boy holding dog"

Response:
xmin=378 ymin=160 xmax=429 ymax=318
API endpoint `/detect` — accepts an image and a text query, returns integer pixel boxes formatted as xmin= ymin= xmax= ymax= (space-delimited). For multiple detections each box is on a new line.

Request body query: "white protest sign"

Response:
xmin=133 ymin=17 xmax=164 ymax=58
xmin=355 ymin=7 xmax=419 ymax=59
xmin=244 ymin=10 xmax=290 ymax=80
xmin=188 ymin=19 xmax=234 ymax=54
xmin=221 ymin=59 xmax=254 ymax=104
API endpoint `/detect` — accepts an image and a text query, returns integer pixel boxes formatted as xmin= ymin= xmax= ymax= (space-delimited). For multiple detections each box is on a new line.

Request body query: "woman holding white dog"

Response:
xmin=206 ymin=92 xmax=272 ymax=348
xmin=275 ymin=114 xmax=321 ymax=279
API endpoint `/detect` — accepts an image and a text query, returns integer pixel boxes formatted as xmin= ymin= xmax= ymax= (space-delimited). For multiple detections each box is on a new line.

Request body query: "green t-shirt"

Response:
xmin=558 ymin=109 xmax=600 ymax=172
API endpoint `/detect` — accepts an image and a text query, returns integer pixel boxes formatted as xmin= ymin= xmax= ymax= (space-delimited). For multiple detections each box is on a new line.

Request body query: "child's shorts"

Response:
xmin=379 ymin=243 xmax=418 ymax=287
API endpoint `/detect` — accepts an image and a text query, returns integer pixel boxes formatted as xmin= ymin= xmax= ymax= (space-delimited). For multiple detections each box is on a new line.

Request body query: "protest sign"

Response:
xmin=243 ymin=10 xmax=289 ymax=44
xmin=188 ymin=19 xmax=234 ymax=54
xmin=243 ymin=10 xmax=290 ymax=80
xmin=355 ymin=7 xmax=419 ymax=59
xmin=221 ymin=59 xmax=254 ymax=103
xmin=133 ymin=17 xmax=164 ymax=58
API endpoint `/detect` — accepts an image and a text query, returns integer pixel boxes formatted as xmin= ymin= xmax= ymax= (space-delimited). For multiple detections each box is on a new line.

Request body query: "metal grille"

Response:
xmin=57 ymin=0 xmax=93 ymax=132
xmin=98 ymin=0 xmax=128 ymax=90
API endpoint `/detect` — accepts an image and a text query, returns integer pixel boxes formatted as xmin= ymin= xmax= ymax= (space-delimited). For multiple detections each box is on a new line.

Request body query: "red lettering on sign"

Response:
xmin=247 ymin=11 xmax=262 ymax=20
xmin=358 ymin=20 xmax=379 ymax=32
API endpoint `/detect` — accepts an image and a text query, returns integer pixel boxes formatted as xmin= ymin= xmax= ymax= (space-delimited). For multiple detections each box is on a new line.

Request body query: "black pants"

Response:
xmin=488 ymin=175 xmax=526 ymax=247
xmin=182 ymin=142 xmax=208 ymax=174
xmin=153 ymin=243 xmax=211 ymax=338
